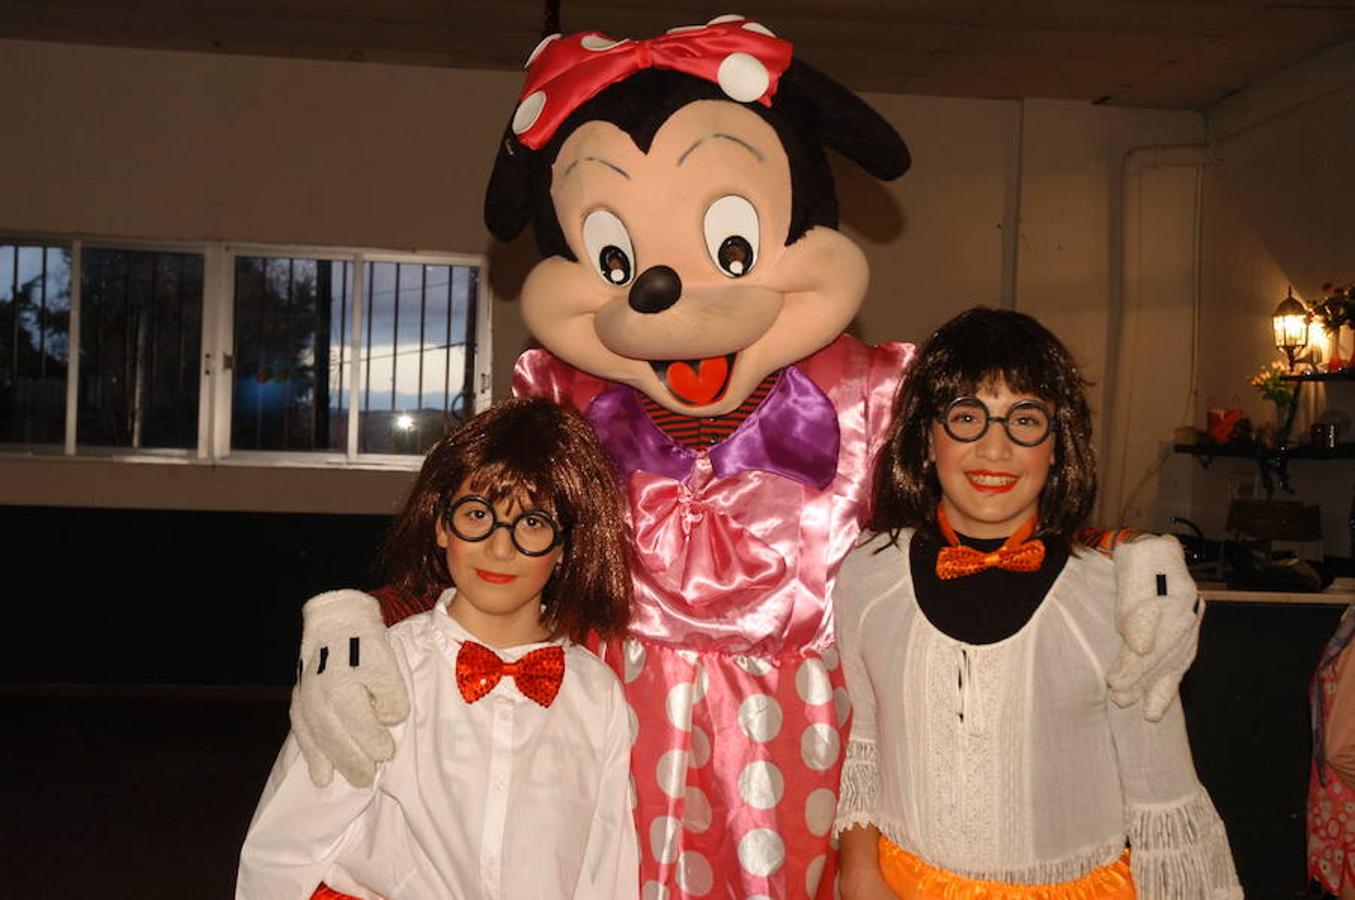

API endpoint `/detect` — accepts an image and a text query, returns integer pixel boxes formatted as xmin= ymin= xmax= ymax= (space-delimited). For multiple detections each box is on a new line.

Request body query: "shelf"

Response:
xmin=1198 ymin=584 xmax=1354 ymax=606
xmin=1280 ymin=370 xmax=1355 ymax=382
xmin=1174 ymin=442 xmax=1355 ymax=460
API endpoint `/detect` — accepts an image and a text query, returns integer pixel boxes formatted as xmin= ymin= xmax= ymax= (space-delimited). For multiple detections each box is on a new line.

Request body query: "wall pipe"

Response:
xmin=1100 ymin=143 xmax=1217 ymax=526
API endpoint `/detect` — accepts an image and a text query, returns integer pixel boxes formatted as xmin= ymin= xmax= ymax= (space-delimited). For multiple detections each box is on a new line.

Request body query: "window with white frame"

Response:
xmin=0 ymin=237 xmax=489 ymax=463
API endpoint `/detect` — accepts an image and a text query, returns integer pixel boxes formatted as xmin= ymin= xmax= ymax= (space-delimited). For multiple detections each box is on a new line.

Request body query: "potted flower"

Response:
xmin=1313 ymin=282 xmax=1355 ymax=371
xmin=1250 ymin=360 xmax=1297 ymax=445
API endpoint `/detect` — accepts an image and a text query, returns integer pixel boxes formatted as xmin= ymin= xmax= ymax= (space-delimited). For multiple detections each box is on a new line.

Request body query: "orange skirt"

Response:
xmin=877 ymin=838 xmax=1135 ymax=900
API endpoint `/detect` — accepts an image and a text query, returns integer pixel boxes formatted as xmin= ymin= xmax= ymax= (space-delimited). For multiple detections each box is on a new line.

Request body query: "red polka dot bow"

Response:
xmin=934 ymin=506 xmax=1045 ymax=580
xmin=456 ymin=640 xmax=566 ymax=708
xmin=510 ymin=15 xmax=794 ymax=150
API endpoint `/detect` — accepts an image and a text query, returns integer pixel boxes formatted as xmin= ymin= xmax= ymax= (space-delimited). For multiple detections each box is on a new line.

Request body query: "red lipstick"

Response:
xmin=475 ymin=569 xmax=518 ymax=584
xmin=965 ymin=469 xmax=1018 ymax=494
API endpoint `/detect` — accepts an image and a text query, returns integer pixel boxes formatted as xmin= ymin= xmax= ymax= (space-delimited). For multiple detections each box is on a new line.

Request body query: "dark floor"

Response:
xmin=1 ymin=687 xmax=288 ymax=899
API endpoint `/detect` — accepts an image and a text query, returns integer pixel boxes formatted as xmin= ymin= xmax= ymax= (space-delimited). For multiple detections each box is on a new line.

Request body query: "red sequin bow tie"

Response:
xmin=456 ymin=641 xmax=565 ymax=708
xmin=509 ymin=16 xmax=794 ymax=150
xmin=934 ymin=505 xmax=1045 ymax=580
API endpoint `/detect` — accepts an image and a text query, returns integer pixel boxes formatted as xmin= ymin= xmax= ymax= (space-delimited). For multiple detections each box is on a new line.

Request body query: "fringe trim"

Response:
xmin=833 ymin=739 xmax=881 ymax=837
xmin=1127 ymin=789 xmax=1243 ymax=899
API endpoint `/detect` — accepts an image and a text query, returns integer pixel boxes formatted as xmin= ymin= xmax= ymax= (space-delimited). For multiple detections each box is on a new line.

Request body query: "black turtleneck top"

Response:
xmin=908 ymin=529 xmax=1071 ymax=645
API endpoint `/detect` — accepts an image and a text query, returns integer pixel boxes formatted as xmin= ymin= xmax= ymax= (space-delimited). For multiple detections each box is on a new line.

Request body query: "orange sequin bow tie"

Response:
xmin=934 ymin=506 xmax=1045 ymax=580
xmin=456 ymin=641 xmax=565 ymax=708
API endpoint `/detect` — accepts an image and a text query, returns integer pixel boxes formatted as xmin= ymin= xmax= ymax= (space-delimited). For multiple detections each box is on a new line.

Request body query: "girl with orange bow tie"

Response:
xmin=237 ymin=397 xmax=638 ymax=899
xmin=832 ymin=308 xmax=1240 ymax=900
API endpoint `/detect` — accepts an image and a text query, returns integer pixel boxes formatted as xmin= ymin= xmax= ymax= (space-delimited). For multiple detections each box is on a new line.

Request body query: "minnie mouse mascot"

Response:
xmin=288 ymin=15 xmax=1202 ymax=898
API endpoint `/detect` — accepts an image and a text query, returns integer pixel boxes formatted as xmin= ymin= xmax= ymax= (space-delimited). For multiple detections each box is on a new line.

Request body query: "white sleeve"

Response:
xmin=1108 ymin=695 xmax=1242 ymax=899
xmin=235 ymin=732 xmax=382 ymax=899
xmin=238 ymin=641 xmax=413 ymax=899
xmin=572 ymin=680 xmax=640 ymax=899
xmin=832 ymin=554 xmax=882 ymax=837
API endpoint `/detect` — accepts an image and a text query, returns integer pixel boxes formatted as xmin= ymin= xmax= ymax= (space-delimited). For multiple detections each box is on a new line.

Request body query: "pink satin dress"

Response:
xmin=515 ymin=334 xmax=913 ymax=898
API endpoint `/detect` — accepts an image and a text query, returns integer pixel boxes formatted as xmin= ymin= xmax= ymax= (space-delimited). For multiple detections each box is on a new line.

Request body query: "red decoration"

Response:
xmin=512 ymin=18 xmax=793 ymax=150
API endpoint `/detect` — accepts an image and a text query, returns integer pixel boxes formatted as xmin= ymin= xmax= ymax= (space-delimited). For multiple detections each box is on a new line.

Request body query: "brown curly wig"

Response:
xmin=871 ymin=307 xmax=1097 ymax=545
xmin=380 ymin=397 xmax=632 ymax=643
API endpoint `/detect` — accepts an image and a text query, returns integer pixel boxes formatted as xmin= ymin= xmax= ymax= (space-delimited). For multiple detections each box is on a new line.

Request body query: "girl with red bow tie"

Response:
xmin=237 ymin=397 xmax=638 ymax=899
xmin=832 ymin=308 xmax=1241 ymax=899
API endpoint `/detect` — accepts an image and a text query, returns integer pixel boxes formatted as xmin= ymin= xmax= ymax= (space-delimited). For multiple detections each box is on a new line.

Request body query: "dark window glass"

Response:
xmin=78 ymin=249 xmax=203 ymax=448
xmin=0 ymin=244 xmax=70 ymax=445
xmin=231 ymin=256 xmax=353 ymax=452
xmin=358 ymin=261 xmax=478 ymax=455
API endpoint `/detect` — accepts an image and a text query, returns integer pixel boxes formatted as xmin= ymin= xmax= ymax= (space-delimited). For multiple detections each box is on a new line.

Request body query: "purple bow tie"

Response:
xmin=585 ymin=366 xmax=840 ymax=489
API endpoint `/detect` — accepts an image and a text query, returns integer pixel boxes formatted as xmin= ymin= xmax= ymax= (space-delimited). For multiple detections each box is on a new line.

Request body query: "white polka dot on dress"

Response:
xmin=833 ymin=687 xmax=852 ymax=728
xmin=796 ymin=657 xmax=833 ymax=705
xmin=641 ymin=880 xmax=669 ymax=900
xmin=805 ymin=788 xmax=837 ymax=836
xmin=737 ymin=693 xmax=783 ymax=742
xmin=650 ymin=815 xmax=681 ymax=864
xmin=656 ymin=748 xmax=690 ymax=799
xmin=742 ymin=21 xmax=776 ymax=37
xmin=666 ymin=683 xmax=695 ymax=731
xmin=684 ymin=785 xmax=713 ymax=832
xmin=733 ymin=654 xmax=772 ymax=676
xmin=800 ymin=722 xmax=841 ymax=771
xmin=805 ymin=854 xmax=827 ymax=895
xmin=738 ymin=828 xmax=786 ymax=877
xmin=738 ymin=760 xmax=785 ymax=809
xmin=688 ymin=724 xmax=712 ymax=768
xmin=623 ymin=638 xmax=646 ymax=683
xmin=677 ymin=850 xmax=714 ymax=896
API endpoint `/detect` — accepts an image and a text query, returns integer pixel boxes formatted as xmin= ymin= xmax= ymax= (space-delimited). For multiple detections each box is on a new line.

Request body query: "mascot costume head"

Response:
xmin=485 ymin=15 xmax=909 ymax=416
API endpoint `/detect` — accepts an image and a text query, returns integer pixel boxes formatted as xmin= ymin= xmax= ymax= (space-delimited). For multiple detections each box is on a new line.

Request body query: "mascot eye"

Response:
xmin=703 ymin=195 xmax=759 ymax=278
xmin=582 ymin=209 xmax=635 ymax=287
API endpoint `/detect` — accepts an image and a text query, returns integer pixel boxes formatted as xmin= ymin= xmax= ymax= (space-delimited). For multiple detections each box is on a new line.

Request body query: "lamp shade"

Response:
xmin=1273 ymin=287 xmax=1308 ymax=353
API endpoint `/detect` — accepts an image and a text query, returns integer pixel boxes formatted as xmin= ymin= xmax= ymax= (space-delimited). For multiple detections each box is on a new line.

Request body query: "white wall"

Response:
xmin=1015 ymin=101 xmax=1205 ymax=527
xmin=0 ymin=38 xmax=1206 ymax=518
xmin=1174 ymin=41 xmax=1355 ymax=552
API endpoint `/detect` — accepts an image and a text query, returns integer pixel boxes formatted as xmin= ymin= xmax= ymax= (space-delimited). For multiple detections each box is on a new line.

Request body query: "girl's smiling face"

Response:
xmin=436 ymin=480 xmax=564 ymax=648
xmin=929 ymin=380 xmax=1055 ymax=540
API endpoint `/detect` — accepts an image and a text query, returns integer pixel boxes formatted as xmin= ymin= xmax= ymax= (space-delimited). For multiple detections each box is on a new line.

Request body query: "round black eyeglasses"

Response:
xmin=444 ymin=496 xmax=565 ymax=557
xmin=936 ymin=396 xmax=1054 ymax=447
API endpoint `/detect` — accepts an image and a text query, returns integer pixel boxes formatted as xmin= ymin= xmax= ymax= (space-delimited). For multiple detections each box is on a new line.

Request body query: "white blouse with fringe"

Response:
xmin=832 ymin=530 xmax=1241 ymax=899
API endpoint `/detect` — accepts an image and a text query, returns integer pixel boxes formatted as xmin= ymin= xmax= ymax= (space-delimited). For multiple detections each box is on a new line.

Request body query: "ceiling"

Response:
xmin=4 ymin=0 xmax=1355 ymax=109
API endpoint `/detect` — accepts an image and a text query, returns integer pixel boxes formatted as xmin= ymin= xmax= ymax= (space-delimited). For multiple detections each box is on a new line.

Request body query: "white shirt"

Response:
xmin=237 ymin=590 xmax=639 ymax=900
xmin=832 ymin=531 xmax=1241 ymax=897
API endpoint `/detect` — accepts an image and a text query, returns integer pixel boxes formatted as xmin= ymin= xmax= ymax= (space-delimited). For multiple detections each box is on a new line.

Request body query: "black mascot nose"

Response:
xmin=628 ymin=265 xmax=682 ymax=314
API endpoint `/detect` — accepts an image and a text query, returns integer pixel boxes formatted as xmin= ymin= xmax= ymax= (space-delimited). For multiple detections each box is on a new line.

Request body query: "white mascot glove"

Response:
xmin=1105 ymin=535 xmax=1204 ymax=722
xmin=289 ymin=589 xmax=410 ymax=788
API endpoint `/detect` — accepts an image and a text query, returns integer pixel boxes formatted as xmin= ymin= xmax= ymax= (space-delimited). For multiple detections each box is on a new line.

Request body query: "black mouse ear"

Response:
xmin=779 ymin=61 xmax=910 ymax=181
xmin=483 ymin=132 xmax=538 ymax=243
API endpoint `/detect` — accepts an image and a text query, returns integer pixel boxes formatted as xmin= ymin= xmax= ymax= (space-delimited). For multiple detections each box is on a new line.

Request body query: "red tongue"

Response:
xmin=666 ymin=356 xmax=729 ymax=406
